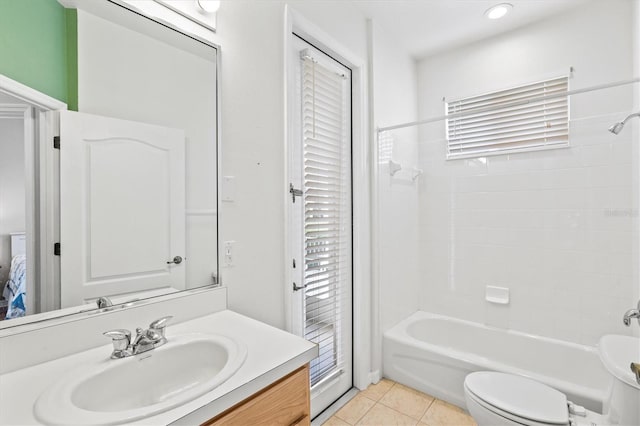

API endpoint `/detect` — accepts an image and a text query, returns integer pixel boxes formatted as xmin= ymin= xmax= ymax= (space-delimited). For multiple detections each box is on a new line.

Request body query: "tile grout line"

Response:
xmin=424 ymin=397 xmax=436 ymax=415
xmin=375 ymin=381 xmax=422 ymax=425
xmin=419 ymin=397 xmax=437 ymax=422
xmin=354 ymin=395 xmax=376 ymax=425
xmin=357 ymin=389 xmax=390 ymax=425
xmin=349 ymin=380 xmax=396 ymax=425
xmin=374 ymin=401 xmax=422 ymax=426
xmin=335 ymin=393 xmax=377 ymax=425
xmin=375 ymin=384 xmax=437 ymax=423
xmin=420 ymin=397 xmax=439 ymax=425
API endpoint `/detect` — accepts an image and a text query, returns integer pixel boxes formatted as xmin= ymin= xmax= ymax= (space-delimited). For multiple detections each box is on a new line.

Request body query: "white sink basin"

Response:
xmin=35 ymin=333 xmax=247 ymax=425
xmin=598 ymin=334 xmax=640 ymax=390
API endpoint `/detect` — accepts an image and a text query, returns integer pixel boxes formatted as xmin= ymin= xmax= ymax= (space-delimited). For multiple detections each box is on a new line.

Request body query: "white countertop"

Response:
xmin=0 ymin=310 xmax=318 ymax=425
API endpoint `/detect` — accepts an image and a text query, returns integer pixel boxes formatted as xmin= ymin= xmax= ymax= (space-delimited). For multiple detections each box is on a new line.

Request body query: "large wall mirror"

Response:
xmin=0 ymin=0 xmax=219 ymax=328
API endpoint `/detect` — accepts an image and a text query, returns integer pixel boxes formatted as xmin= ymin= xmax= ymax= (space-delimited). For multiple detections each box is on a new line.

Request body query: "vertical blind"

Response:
xmin=301 ymin=52 xmax=352 ymax=387
xmin=446 ymin=76 xmax=570 ymax=159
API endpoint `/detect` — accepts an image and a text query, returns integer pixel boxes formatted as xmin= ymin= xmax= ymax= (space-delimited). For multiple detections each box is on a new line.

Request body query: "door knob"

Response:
xmin=166 ymin=256 xmax=183 ymax=265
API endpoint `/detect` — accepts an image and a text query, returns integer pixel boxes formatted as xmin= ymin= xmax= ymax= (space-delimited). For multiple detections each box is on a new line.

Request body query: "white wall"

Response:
xmin=414 ymin=0 xmax=638 ymax=345
xmin=213 ymin=0 xmax=420 ymax=339
xmin=77 ymin=9 xmax=218 ymax=288
xmin=0 ymin=119 xmax=25 ymax=284
xmin=213 ymin=0 xmax=371 ymax=328
xmin=370 ymin=21 xmax=420 ymax=334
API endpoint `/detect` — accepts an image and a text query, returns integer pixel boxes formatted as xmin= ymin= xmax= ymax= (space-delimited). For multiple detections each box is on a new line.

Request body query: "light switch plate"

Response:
xmin=222 ymin=176 xmax=236 ymax=202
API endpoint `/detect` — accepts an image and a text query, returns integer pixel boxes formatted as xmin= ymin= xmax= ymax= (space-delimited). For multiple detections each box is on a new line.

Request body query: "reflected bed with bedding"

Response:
xmin=1 ymin=232 xmax=26 ymax=320
xmin=2 ymin=254 xmax=26 ymax=319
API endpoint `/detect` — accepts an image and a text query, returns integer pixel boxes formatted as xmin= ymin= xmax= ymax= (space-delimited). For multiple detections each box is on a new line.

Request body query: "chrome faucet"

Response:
xmin=103 ymin=316 xmax=173 ymax=359
xmin=632 ymin=363 xmax=640 ymax=385
xmin=622 ymin=300 xmax=640 ymax=327
xmin=96 ymin=296 xmax=113 ymax=309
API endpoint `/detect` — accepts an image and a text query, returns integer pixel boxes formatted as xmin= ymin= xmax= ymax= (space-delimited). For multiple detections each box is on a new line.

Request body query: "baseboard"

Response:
xmin=369 ymin=369 xmax=382 ymax=384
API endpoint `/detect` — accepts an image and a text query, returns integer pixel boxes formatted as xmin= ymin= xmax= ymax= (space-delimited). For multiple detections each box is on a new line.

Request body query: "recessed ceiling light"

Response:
xmin=484 ymin=3 xmax=513 ymax=20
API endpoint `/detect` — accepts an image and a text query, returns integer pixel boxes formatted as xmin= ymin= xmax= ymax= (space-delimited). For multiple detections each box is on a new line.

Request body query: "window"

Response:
xmin=446 ymin=76 xmax=569 ymax=160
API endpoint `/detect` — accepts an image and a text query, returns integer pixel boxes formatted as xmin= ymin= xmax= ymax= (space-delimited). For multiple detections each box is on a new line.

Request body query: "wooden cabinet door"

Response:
xmin=204 ymin=365 xmax=310 ymax=426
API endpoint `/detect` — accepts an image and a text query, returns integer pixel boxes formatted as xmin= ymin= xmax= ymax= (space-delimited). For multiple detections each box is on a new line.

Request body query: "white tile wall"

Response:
xmin=407 ymin=0 xmax=640 ymax=346
xmin=413 ymin=113 xmax=638 ymax=346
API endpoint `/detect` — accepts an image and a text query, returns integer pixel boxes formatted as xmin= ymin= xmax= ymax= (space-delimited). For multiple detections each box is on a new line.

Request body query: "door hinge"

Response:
xmin=293 ymin=258 xmax=296 ymax=268
xmin=54 ymin=242 xmax=61 ymax=256
xmin=289 ymin=183 xmax=303 ymax=203
xmin=53 ymin=136 xmax=60 ymax=149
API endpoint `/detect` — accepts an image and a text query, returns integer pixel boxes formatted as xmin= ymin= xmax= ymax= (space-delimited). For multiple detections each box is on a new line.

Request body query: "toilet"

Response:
xmin=464 ymin=372 xmax=607 ymax=426
xmin=464 ymin=335 xmax=640 ymax=426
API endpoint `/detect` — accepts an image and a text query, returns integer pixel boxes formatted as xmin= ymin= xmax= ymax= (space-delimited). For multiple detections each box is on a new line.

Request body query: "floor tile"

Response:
xmin=359 ymin=379 xmax=395 ymax=401
xmin=335 ymin=394 xmax=376 ymax=425
xmin=323 ymin=416 xmax=352 ymax=426
xmin=378 ymin=383 xmax=435 ymax=420
xmin=356 ymin=403 xmax=418 ymax=426
xmin=421 ymin=400 xmax=477 ymax=426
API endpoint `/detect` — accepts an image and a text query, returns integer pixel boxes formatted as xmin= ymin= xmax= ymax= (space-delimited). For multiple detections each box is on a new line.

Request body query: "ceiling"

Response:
xmin=353 ymin=0 xmax=593 ymax=59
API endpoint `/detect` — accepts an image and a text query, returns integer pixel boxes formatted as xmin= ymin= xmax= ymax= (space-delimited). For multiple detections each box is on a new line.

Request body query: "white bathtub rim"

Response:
xmin=386 ymin=310 xmax=601 ymax=356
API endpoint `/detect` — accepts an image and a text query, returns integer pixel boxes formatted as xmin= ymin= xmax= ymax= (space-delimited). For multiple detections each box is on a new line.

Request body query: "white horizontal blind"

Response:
xmin=446 ymin=76 xmax=569 ymax=159
xmin=301 ymin=53 xmax=352 ymax=387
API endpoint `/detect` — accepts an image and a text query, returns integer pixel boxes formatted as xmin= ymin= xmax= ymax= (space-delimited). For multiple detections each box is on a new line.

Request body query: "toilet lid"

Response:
xmin=465 ymin=372 xmax=568 ymax=425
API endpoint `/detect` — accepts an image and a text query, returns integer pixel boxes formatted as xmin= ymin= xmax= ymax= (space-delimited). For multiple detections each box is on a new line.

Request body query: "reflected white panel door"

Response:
xmin=59 ymin=110 xmax=185 ymax=307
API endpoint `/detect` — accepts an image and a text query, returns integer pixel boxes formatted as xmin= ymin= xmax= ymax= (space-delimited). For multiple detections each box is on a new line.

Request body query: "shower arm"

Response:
xmin=620 ymin=112 xmax=640 ymax=126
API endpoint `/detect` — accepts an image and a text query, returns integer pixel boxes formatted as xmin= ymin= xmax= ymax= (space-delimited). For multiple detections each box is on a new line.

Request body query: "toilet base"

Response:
xmin=464 ymin=384 xmax=607 ymax=426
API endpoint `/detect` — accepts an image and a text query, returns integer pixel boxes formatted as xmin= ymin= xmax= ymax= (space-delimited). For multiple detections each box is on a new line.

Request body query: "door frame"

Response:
xmin=0 ymin=103 xmax=34 ymax=315
xmin=283 ymin=6 xmax=372 ymax=394
xmin=0 ymin=74 xmax=68 ymax=314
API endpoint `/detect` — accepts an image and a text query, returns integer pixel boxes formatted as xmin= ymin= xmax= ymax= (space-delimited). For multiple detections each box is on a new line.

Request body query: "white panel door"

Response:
xmin=58 ymin=110 xmax=185 ymax=307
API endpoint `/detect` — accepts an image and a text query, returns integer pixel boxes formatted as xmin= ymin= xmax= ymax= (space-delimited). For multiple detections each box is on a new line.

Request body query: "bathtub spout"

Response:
xmin=623 ymin=300 xmax=640 ymax=326
xmin=623 ymin=309 xmax=640 ymax=326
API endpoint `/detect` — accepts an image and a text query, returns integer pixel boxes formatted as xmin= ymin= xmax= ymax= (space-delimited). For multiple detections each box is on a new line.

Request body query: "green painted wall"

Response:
xmin=0 ymin=0 xmax=77 ymax=107
xmin=65 ymin=8 xmax=78 ymax=111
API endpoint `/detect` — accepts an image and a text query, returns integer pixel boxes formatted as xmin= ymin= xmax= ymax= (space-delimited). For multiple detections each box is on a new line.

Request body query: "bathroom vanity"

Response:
xmin=0 ymin=287 xmax=318 ymax=425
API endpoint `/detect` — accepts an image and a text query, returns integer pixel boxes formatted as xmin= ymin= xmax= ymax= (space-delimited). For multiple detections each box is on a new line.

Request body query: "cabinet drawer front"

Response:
xmin=205 ymin=365 xmax=310 ymax=426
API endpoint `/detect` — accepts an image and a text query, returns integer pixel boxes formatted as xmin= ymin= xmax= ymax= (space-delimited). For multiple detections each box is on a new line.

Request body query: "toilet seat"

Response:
xmin=464 ymin=372 xmax=569 ymax=426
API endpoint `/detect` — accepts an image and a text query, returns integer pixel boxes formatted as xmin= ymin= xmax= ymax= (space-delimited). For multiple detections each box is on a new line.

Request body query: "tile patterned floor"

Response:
xmin=322 ymin=379 xmax=477 ymax=426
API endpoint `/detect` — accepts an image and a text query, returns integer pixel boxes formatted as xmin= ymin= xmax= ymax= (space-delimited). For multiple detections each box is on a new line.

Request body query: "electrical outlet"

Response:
xmin=224 ymin=241 xmax=235 ymax=266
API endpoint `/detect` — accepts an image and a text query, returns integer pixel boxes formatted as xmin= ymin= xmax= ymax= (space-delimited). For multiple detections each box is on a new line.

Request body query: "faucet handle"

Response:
xmin=103 ymin=329 xmax=131 ymax=357
xmin=149 ymin=316 xmax=173 ymax=337
xmin=631 ymin=363 xmax=640 ymax=385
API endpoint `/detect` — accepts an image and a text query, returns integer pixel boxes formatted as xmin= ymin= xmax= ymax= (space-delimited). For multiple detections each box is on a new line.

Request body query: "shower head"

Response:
xmin=608 ymin=122 xmax=625 ymax=135
xmin=609 ymin=112 xmax=640 ymax=135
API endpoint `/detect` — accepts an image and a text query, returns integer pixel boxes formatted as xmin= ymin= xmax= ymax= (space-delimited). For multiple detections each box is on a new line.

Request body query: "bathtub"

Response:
xmin=383 ymin=311 xmax=610 ymax=412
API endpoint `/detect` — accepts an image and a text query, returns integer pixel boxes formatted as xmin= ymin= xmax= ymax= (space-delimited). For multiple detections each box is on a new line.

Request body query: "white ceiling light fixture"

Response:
xmin=484 ymin=3 xmax=513 ymax=20
xmin=196 ymin=0 xmax=220 ymax=14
